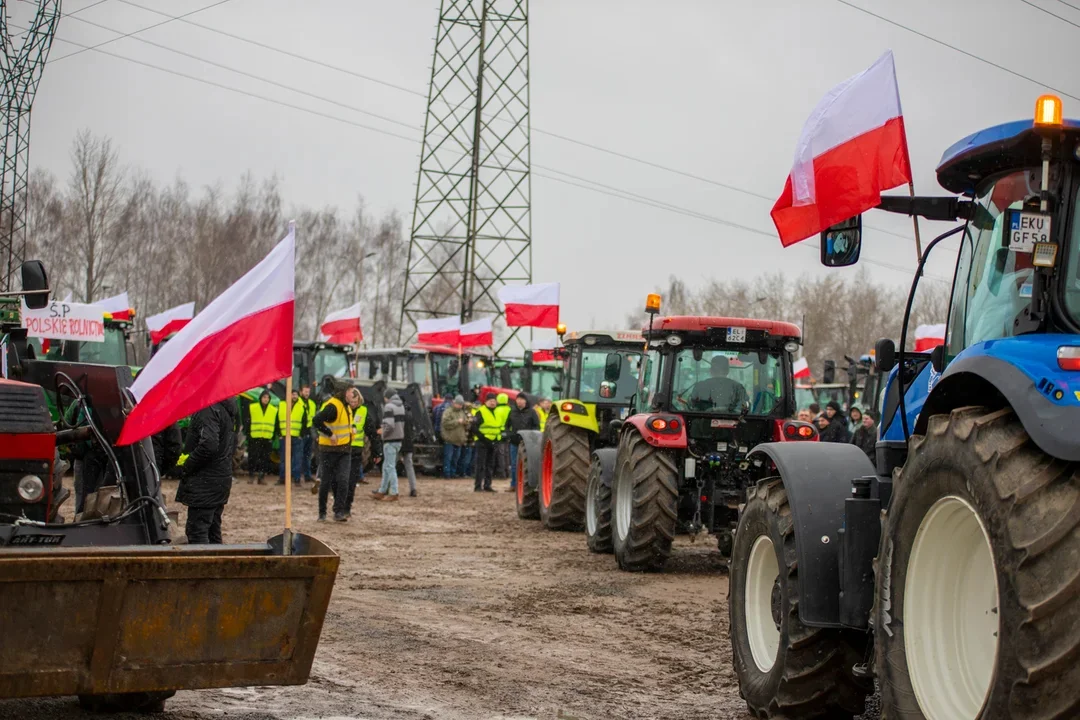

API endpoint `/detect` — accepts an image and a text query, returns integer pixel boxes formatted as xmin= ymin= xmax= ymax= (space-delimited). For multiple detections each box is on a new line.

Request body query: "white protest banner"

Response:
xmin=22 ymin=300 xmax=106 ymax=343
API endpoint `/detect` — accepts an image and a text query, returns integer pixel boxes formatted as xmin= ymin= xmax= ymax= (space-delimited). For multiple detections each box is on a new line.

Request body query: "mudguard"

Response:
xmin=518 ymin=429 xmax=544 ymax=489
xmin=592 ymin=447 xmax=617 ymax=488
xmin=747 ymin=442 xmax=876 ymax=628
xmin=554 ymin=399 xmax=599 ymax=434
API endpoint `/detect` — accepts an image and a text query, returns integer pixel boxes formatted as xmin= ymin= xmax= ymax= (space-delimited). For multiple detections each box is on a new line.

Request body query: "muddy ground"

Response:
xmin=1 ymin=475 xmax=880 ymax=720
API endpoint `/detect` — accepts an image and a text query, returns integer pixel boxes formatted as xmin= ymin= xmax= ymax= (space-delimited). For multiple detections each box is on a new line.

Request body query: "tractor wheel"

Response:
xmin=611 ymin=431 xmax=678 ymax=571
xmin=585 ymin=449 xmax=616 ymax=554
xmin=516 ymin=434 xmax=540 ymax=520
xmin=538 ymin=416 xmax=590 ymax=531
xmin=876 ymin=406 xmax=1080 ymax=720
xmin=730 ymin=478 xmax=871 ymax=718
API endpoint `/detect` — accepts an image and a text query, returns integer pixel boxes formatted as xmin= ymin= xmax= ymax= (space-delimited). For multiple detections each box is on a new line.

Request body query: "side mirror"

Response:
xmin=550 ymin=384 xmax=563 ymax=394
xmin=692 ymin=346 xmax=704 ymax=362
xmin=930 ymin=344 xmax=946 ymax=373
xmin=603 ymin=352 xmax=622 ymax=382
xmin=20 ymin=260 xmax=49 ymax=310
xmin=823 ymin=359 xmax=836 ymax=384
xmin=820 ymin=216 xmax=862 ymax=267
xmin=523 ymin=350 xmax=533 ymax=365
xmin=875 ymin=338 xmax=896 ymax=373
xmin=599 ymin=381 xmax=616 ymax=399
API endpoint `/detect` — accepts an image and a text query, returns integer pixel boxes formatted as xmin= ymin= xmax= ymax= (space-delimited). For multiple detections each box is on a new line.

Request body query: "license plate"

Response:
xmin=7 ymin=533 xmax=64 ymax=546
xmin=711 ymin=419 xmax=736 ymax=428
xmin=1009 ymin=211 xmax=1051 ymax=253
xmin=726 ymin=327 xmax=746 ymax=343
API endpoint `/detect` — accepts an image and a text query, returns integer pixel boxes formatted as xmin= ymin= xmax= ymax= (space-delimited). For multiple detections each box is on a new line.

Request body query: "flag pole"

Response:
xmin=908 ymin=181 xmax=923 ymax=268
xmin=283 ymin=375 xmax=294 ymax=556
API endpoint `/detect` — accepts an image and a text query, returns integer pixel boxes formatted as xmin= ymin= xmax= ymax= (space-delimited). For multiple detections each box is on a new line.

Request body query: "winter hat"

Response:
xmin=384 ymin=389 xmax=397 ymax=400
xmin=826 ymin=400 xmax=842 ymax=413
xmin=453 ymin=394 xmax=465 ymax=404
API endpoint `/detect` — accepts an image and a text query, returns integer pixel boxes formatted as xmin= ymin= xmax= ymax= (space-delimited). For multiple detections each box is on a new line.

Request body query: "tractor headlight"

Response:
xmin=666 ymin=334 xmax=682 ymax=346
xmin=784 ymin=341 xmax=800 ymax=354
xmin=18 ymin=475 xmax=44 ymax=503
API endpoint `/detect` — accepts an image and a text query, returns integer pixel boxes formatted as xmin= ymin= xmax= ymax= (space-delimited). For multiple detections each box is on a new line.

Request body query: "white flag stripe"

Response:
xmin=145 ymin=302 xmax=196 ymax=332
xmin=130 ymin=227 xmax=295 ymax=400
xmin=417 ymin=317 xmax=461 ymax=334
xmin=791 ymin=50 xmax=901 ymax=205
xmin=497 ymin=282 xmax=559 ymax=307
xmin=460 ymin=317 xmax=493 ymax=335
xmin=322 ymin=301 xmax=363 ymax=324
xmin=915 ymin=323 xmax=946 ymax=339
xmin=532 ymin=337 xmax=559 ymax=351
xmin=95 ymin=291 xmax=130 ymax=314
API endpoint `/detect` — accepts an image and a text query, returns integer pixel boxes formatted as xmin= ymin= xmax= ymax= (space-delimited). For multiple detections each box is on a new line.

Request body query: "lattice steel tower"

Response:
xmin=0 ymin=0 xmax=61 ymax=291
xmin=399 ymin=0 xmax=531 ymax=348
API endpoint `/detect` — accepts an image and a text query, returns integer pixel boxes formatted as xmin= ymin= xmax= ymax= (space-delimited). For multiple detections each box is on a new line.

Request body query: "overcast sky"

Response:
xmin=22 ymin=0 xmax=1080 ymax=334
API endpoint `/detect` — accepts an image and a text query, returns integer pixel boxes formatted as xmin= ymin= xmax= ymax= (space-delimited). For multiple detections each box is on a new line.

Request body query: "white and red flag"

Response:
xmin=146 ymin=302 xmax=195 ymax=345
xmin=320 ymin=302 xmax=363 ymax=345
xmin=531 ymin=336 xmax=559 ymax=362
xmin=117 ymin=226 xmax=295 ymax=446
xmin=914 ymin=323 xmax=946 ymax=352
xmin=498 ymin=283 xmax=560 ymax=328
xmin=97 ymin=291 xmax=133 ymax=321
xmin=772 ymin=50 xmax=912 ymax=246
xmin=459 ymin=317 xmax=494 ymax=348
xmin=416 ymin=317 xmax=460 ymax=345
xmin=793 ymin=357 xmax=811 ymax=380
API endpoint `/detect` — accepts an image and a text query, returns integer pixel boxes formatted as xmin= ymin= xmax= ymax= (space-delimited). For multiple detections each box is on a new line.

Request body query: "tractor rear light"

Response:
xmin=560 ymin=402 xmax=587 ymax=415
xmin=646 ymin=415 xmax=682 ymax=434
xmin=1058 ymin=346 xmax=1080 ymax=370
xmin=798 ymin=425 xmax=815 ymax=438
xmin=778 ymin=420 xmax=818 ymax=441
xmin=650 ymin=418 xmax=667 ymax=431
xmin=18 ymin=475 xmax=44 ymax=503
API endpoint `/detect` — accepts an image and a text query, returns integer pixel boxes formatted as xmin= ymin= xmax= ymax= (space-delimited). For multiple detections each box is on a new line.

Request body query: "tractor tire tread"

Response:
xmin=614 ymin=432 xmax=678 ymax=572
xmin=541 ymin=416 xmax=590 ymax=531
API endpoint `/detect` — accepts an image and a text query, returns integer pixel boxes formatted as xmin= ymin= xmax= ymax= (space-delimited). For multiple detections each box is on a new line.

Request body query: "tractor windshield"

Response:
xmin=1063 ymin=177 xmax=1080 ymax=325
xmin=314 ymin=349 xmax=349 ymax=381
xmin=531 ymin=365 xmax=562 ymax=398
xmin=579 ymin=349 xmax=642 ymax=404
xmin=671 ymin=348 xmax=784 ymax=416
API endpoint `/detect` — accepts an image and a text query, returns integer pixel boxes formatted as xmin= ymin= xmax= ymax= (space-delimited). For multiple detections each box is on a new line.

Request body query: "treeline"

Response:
xmin=629 ymin=271 xmax=950 ymax=379
xmin=25 ymin=130 xmax=408 ymax=359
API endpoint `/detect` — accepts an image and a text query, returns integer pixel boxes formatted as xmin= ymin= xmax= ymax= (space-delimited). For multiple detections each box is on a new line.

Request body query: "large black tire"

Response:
xmin=611 ymin=431 xmax=678 ymax=571
xmin=730 ymin=478 xmax=871 ymax=718
xmin=538 ymin=415 xmax=590 ymax=531
xmin=78 ymin=691 xmax=176 ymax=713
xmin=585 ymin=449 xmax=617 ymax=554
xmin=875 ymin=406 xmax=1080 ymax=720
xmin=516 ymin=430 xmax=542 ymax=520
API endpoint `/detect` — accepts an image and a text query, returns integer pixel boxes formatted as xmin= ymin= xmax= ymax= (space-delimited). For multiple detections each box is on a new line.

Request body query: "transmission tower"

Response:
xmin=0 ymin=0 xmax=61 ymax=291
xmin=399 ymin=0 xmax=532 ymax=349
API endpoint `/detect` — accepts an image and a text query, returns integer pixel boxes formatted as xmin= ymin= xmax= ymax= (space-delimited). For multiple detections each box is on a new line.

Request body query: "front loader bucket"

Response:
xmin=0 ymin=532 xmax=338 ymax=699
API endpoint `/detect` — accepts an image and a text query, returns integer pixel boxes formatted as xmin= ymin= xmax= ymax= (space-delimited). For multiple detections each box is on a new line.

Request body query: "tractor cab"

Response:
xmin=354 ymin=344 xmax=496 ymax=407
xmin=554 ymin=329 xmax=644 ymax=443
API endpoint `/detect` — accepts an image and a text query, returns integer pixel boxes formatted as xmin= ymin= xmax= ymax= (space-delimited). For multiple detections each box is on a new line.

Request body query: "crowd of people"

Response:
xmin=796 ymin=400 xmax=878 ymax=460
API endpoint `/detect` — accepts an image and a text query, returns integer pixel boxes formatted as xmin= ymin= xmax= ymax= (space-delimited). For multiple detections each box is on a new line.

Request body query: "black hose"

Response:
xmin=1 ymin=494 xmax=168 ymax=529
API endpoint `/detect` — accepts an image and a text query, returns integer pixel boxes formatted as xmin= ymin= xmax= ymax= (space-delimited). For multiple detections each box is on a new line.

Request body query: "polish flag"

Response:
xmin=117 ymin=226 xmax=295 ymax=446
xmin=417 ymin=317 xmax=460 ymax=345
xmin=793 ymin=357 xmax=811 ymax=380
xmin=531 ymin=337 xmax=559 ymax=362
xmin=498 ymin=283 xmax=560 ymax=328
xmin=460 ymin=317 xmax=494 ymax=348
xmin=914 ymin=323 xmax=946 ymax=352
xmin=146 ymin=302 xmax=195 ymax=345
xmin=771 ymin=51 xmax=912 ymax=246
xmin=97 ymin=291 xmax=133 ymax=321
xmin=320 ymin=302 xmax=363 ymax=345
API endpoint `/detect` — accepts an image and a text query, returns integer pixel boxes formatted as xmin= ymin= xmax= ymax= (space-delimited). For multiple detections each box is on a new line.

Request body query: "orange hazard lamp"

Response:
xmin=645 ymin=293 xmax=661 ymax=315
xmin=556 ymin=323 xmax=566 ymax=337
xmin=1034 ymin=94 xmax=1063 ymax=128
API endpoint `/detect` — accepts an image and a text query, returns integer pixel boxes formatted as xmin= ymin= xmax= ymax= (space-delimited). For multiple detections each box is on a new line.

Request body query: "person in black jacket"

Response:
xmin=817 ymin=400 xmax=851 ymax=443
xmin=506 ymin=391 xmax=538 ymax=492
xmin=177 ymin=398 xmax=238 ymax=544
xmin=851 ymin=409 xmax=878 ymax=461
xmin=401 ymin=411 xmax=419 ymax=497
xmin=151 ymin=423 xmax=183 ymax=478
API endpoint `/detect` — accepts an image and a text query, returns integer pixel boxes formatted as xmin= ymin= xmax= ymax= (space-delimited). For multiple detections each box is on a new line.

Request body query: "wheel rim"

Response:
xmin=586 ymin=471 xmax=598 ymax=535
xmin=541 ymin=442 xmax=553 ymax=509
xmin=745 ymin=534 xmax=781 ymax=672
xmin=516 ymin=454 xmax=525 ymax=505
xmin=905 ymin=495 xmax=999 ymax=720
xmin=614 ymin=460 xmax=632 ymax=542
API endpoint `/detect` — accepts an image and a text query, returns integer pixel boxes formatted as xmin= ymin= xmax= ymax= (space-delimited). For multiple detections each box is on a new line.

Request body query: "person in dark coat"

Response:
xmin=851 ymin=410 xmax=878 ymax=461
xmin=506 ymin=391 xmax=539 ymax=491
xmin=151 ymin=422 xmax=183 ymax=478
xmin=817 ymin=400 xmax=851 ymax=443
xmin=177 ymin=398 xmax=239 ymax=544
xmin=401 ymin=411 xmax=419 ymax=497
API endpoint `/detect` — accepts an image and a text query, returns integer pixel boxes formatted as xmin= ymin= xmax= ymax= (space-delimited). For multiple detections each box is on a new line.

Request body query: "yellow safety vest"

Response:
xmin=477 ymin=405 xmax=510 ymax=441
xmin=304 ymin=398 xmax=316 ymax=430
xmin=278 ymin=401 xmax=306 ymax=438
xmin=318 ymin=397 xmax=354 ymax=447
xmin=535 ymin=406 xmax=548 ymax=432
xmin=249 ymin=402 xmax=275 ymax=440
xmin=351 ymin=405 xmax=369 ymax=448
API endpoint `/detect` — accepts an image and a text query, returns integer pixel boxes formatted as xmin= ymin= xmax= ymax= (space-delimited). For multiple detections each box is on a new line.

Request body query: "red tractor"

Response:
xmin=585 ymin=311 xmax=817 ymax=571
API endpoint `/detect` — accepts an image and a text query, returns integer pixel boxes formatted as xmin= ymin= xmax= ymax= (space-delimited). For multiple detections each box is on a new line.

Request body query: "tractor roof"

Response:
xmin=648 ymin=316 xmax=801 ymax=339
xmin=937 ymin=119 xmax=1080 ymax=195
xmin=294 ymin=341 xmax=350 ymax=351
xmin=562 ymin=329 xmax=644 ymax=347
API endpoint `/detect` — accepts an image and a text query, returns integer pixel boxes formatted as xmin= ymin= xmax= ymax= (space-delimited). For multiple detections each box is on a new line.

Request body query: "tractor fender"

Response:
xmin=917 ymin=352 xmax=1080 ymax=461
xmin=622 ymin=413 xmax=687 ymax=449
xmin=592 ymin=447 xmax=618 ymax=488
xmin=518 ymin=429 xmax=544 ymax=489
xmin=747 ymin=442 xmax=876 ymax=628
xmin=553 ymin=399 xmax=600 ymax=434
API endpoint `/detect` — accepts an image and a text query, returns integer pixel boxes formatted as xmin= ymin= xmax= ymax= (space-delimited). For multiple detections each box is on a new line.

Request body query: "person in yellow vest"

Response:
xmin=346 ymin=392 xmax=378 ymax=516
xmin=247 ymin=390 xmax=276 ymax=484
xmin=277 ymin=389 xmax=308 ymax=486
xmin=471 ymin=392 xmax=510 ymax=492
xmin=313 ymin=386 xmax=360 ymax=521
xmin=535 ymin=397 xmax=552 ymax=432
xmin=300 ymin=384 xmax=317 ymax=484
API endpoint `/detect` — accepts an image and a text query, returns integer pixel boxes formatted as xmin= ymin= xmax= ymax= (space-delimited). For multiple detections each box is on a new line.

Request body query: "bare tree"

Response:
xmin=68 ymin=130 xmax=127 ymax=302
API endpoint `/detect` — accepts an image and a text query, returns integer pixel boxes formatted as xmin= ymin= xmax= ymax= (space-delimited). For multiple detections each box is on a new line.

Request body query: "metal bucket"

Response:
xmin=0 ymin=532 xmax=338 ymax=698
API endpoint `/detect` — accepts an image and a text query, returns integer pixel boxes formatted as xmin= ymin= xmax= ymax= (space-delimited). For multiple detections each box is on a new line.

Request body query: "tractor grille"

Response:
xmin=0 ymin=382 xmax=52 ymax=434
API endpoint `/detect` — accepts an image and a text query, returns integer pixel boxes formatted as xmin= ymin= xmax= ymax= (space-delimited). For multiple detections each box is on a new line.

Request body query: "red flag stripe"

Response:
xmin=504 ymin=303 xmax=559 ymax=329
xmin=418 ymin=329 xmax=460 ymax=345
xmin=532 ymin=349 xmax=556 ymax=362
xmin=149 ymin=318 xmax=191 ymax=345
xmin=320 ymin=317 xmax=363 ymax=339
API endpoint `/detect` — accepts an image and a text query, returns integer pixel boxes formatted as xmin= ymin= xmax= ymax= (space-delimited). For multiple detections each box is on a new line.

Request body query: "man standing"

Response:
xmin=313 ymin=386 xmax=358 ymax=522
xmin=440 ymin=395 xmax=469 ymax=478
xmin=432 ymin=394 xmax=452 ymax=447
xmin=346 ymin=392 xmax=377 ymax=517
xmin=374 ymin=389 xmax=406 ymax=501
xmin=507 ymin=391 xmax=538 ymax=492
xmin=534 ymin=397 xmax=552 ymax=432
xmin=472 ymin=393 xmax=509 ymax=493
xmin=300 ymin=385 xmax=317 ymax=483
xmin=277 ymin=389 xmax=307 ymax=485
xmin=178 ymin=397 xmax=238 ymax=544
xmin=246 ymin=390 xmax=275 ymax=484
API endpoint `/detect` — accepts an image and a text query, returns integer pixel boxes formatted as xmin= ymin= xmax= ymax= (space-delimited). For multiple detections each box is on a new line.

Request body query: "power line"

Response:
xmin=1051 ymin=0 xmax=1080 ymax=11
xmin=1019 ymin=0 xmax=1080 ymax=29
xmin=834 ymin=0 xmax=1080 ymax=102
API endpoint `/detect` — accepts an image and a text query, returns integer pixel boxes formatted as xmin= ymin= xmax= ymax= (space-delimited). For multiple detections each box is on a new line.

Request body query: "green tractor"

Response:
xmin=515 ymin=329 xmax=645 ymax=529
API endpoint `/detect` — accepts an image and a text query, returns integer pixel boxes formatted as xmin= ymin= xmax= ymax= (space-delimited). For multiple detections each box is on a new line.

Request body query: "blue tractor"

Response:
xmin=727 ymin=95 xmax=1080 ymax=719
